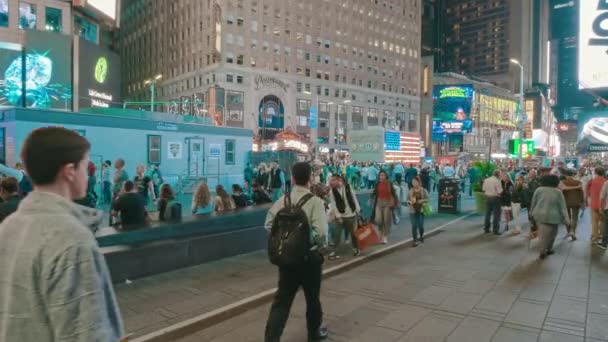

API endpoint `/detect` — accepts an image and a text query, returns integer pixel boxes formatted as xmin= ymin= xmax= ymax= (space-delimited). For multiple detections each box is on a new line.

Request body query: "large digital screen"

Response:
xmin=578 ymin=110 xmax=608 ymax=152
xmin=433 ymin=84 xmax=473 ymax=134
xmin=78 ymin=38 xmax=121 ymax=109
xmin=88 ymin=0 xmax=117 ymax=20
xmin=579 ymin=0 xmax=608 ymax=89
xmin=0 ymin=32 xmax=72 ymax=109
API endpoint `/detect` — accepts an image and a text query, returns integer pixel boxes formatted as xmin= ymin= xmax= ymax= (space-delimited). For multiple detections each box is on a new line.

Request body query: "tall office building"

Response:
xmin=120 ymin=0 xmax=422 ymax=151
xmin=425 ymin=0 xmax=548 ymax=93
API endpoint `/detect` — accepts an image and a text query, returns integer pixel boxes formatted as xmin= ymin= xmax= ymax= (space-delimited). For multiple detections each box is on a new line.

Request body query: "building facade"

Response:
xmin=120 ymin=0 xmax=422 ymax=153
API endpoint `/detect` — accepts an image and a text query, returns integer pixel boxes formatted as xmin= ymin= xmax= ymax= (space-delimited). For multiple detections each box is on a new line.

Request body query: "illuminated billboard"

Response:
xmin=88 ymin=0 xmax=116 ymax=20
xmin=433 ymin=84 xmax=474 ymax=135
xmin=0 ymin=32 xmax=72 ymax=109
xmin=477 ymin=94 xmax=517 ymax=127
xmin=578 ymin=0 xmax=608 ymax=89
xmin=578 ymin=110 xmax=608 ymax=152
xmin=78 ymin=38 xmax=121 ymax=109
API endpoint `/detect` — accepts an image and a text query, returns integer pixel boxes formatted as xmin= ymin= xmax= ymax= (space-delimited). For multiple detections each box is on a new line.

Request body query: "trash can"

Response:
xmin=438 ymin=178 xmax=461 ymax=214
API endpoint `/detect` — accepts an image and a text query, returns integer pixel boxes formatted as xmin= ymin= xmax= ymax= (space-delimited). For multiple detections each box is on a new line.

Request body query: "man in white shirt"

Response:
xmin=482 ymin=170 xmax=503 ymax=235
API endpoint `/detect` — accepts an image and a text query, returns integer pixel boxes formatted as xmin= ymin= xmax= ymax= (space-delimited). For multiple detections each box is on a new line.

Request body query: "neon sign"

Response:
xmin=439 ymin=86 xmax=468 ymax=99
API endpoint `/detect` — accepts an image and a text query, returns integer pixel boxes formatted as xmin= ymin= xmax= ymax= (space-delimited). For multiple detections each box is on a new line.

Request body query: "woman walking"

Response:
xmin=408 ymin=177 xmax=430 ymax=247
xmin=371 ymin=170 xmax=399 ymax=244
xmin=329 ymin=174 xmax=361 ymax=257
xmin=500 ymin=172 xmax=514 ymax=231
xmin=511 ymin=174 xmax=526 ymax=234
xmin=530 ymin=175 xmax=570 ymax=259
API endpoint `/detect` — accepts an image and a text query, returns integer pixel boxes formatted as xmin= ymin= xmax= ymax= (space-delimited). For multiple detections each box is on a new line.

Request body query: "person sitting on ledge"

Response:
xmin=232 ymin=184 xmax=251 ymax=208
xmin=112 ymin=180 xmax=148 ymax=229
xmin=214 ymin=184 xmax=235 ymax=213
xmin=192 ymin=182 xmax=214 ymax=215
xmin=157 ymin=184 xmax=182 ymax=222
xmin=251 ymin=182 xmax=272 ymax=205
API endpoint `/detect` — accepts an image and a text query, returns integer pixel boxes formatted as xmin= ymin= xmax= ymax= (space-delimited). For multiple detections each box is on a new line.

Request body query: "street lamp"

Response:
xmin=144 ymin=74 xmax=163 ymax=112
xmin=510 ymin=59 xmax=526 ymax=168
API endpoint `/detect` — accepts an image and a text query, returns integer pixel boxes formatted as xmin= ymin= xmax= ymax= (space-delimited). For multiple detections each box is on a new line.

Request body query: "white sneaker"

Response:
xmin=382 ymin=236 xmax=388 ymax=244
xmin=513 ymin=228 xmax=521 ymax=235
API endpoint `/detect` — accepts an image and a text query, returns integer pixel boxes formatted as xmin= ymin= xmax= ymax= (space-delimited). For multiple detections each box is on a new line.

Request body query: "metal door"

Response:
xmin=187 ymin=138 xmax=204 ymax=177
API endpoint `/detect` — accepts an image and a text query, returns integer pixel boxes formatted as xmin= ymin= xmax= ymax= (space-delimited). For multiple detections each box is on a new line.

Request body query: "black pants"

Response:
xmin=265 ymin=253 xmax=323 ymax=342
xmin=484 ymin=196 xmax=501 ymax=233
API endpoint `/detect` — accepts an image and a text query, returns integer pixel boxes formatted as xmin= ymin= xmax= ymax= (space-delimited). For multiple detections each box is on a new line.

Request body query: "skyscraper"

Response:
xmin=119 ymin=0 xmax=423 ymax=150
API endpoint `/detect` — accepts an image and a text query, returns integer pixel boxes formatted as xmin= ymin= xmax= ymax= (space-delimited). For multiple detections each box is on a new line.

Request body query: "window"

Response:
xmin=237 ymin=17 xmax=244 ymax=26
xmin=236 ymin=54 xmax=243 ymax=65
xmin=74 ymin=15 xmax=97 ymax=43
xmin=306 ymin=34 xmax=312 ymax=44
xmin=226 ymin=33 xmax=234 ymax=44
xmin=19 ymin=2 xmax=36 ymax=30
xmin=251 ymin=20 xmax=258 ymax=31
xmin=226 ymin=15 xmax=234 ymax=24
xmin=305 ymin=68 xmax=311 ymax=77
xmin=45 ymin=7 xmax=61 ymax=32
xmin=236 ymin=75 xmax=243 ymax=84
xmin=148 ymin=135 xmax=161 ymax=164
xmin=324 ymin=88 xmax=329 ymax=96
xmin=226 ymin=53 xmax=234 ymax=63
xmin=298 ymin=99 xmax=309 ymax=110
xmin=225 ymin=139 xmax=236 ymax=165
xmin=226 ymin=74 xmax=234 ymax=82
xmin=298 ymin=116 xmax=308 ymax=126
xmin=304 ymin=83 xmax=311 ymax=93
xmin=305 ymin=52 xmax=311 ymax=61
xmin=237 ymin=35 xmax=244 ymax=46
xmin=251 ymin=39 xmax=258 ymax=49
xmin=296 ymin=82 xmax=302 ymax=92
xmin=0 ymin=0 xmax=7 ymax=27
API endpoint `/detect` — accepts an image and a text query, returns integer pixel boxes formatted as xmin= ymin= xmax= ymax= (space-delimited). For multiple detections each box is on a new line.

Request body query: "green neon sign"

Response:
xmin=439 ymin=86 xmax=467 ymax=99
xmin=94 ymin=57 xmax=108 ymax=84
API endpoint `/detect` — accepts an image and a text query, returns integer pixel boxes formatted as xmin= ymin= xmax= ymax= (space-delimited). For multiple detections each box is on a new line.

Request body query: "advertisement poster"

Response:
xmin=579 ymin=0 xmax=608 ymax=89
xmin=438 ymin=178 xmax=460 ymax=214
xmin=432 ymin=84 xmax=474 ymax=135
xmin=168 ymin=141 xmax=182 ymax=159
xmin=78 ymin=37 xmax=121 ymax=109
xmin=577 ymin=110 xmax=608 ymax=152
xmin=348 ymin=127 xmax=384 ymax=162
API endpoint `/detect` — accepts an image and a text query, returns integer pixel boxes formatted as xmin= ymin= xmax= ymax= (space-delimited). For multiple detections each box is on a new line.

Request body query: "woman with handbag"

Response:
xmin=500 ymin=172 xmax=514 ymax=231
xmin=371 ymin=170 xmax=399 ymax=244
xmin=408 ymin=177 xmax=430 ymax=247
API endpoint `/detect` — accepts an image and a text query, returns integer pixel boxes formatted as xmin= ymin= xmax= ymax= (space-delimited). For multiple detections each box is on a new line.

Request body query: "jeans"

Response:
xmin=265 ymin=253 xmax=323 ymax=341
xmin=567 ymin=207 xmax=580 ymax=235
xmin=511 ymin=202 xmax=522 ymax=230
xmin=394 ymin=173 xmax=402 ymax=186
xmin=484 ymin=196 xmax=501 ymax=233
xmin=375 ymin=199 xmax=393 ymax=237
xmin=410 ymin=211 xmax=425 ymax=240
xmin=368 ymin=180 xmax=377 ymax=190
xmin=591 ymin=209 xmax=603 ymax=240
xmin=332 ymin=216 xmax=358 ymax=250
xmin=102 ymin=181 xmax=112 ymax=204
xmin=539 ymin=223 xmax=558 ymax=253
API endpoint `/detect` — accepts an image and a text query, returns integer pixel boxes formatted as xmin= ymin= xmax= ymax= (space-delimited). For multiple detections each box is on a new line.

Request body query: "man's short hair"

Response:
xmin=493 ymin=170 xmax=501 ymax=177
xmin=104 ymin=160 xmax=112 ymax=167
xmin=596 ymin=167 xmax=606 ymax=177
xmin=0 ymin=177 xmax=18 ymax=194
xmin=292 ymin=162 xmax=312 ymax=186
xmin=123 ymin=180 xmax=135 ymax=192
xmin=541 ymin=174 xmax=560 ymax=188
xmin=21 ymin=127 xmax=90 ymax=186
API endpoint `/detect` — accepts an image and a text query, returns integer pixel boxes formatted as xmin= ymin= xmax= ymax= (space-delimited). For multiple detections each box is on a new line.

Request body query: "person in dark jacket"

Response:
xmin=560 ymin=170 xmax=584 ymax=241
xmin=231 ymin=184 xmax=250 ymax=208
xmin=251 ymin=182 xmax=272 ymax=205
xmin=0 ymin=177 xmax=21 ymax=223
xmin=420 ymin=167 xmax=431 ymax=192
xmin=510 ymin=174 xmax=526 ymax=234
xmin=500 ymin=172 xmax=514 ymax=231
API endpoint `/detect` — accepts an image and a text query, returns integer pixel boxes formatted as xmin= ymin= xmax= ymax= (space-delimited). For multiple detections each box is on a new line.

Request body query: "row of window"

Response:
xmin=147 ymin=135 xmax=236 ymax=165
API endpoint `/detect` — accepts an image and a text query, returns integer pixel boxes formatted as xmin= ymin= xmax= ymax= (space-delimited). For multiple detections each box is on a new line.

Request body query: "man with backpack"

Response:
xmin=265 ymin=162 xmax=329 ymax=342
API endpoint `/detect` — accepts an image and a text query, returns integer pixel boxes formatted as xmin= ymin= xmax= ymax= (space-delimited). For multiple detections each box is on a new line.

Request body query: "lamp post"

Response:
xmin=144 ymin=74 xmax=163 ymax=112
xmin=510 ymin=59 xmax=526 ymax=168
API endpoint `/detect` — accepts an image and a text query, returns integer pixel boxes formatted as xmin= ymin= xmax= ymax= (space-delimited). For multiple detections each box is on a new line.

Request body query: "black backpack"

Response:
xmin=268 ymin=192 xmax=315 ymax=267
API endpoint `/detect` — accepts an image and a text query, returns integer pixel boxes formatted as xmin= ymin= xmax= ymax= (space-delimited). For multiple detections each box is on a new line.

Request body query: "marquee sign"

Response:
xmin=254 ymin=75 xmax=290 ymax=92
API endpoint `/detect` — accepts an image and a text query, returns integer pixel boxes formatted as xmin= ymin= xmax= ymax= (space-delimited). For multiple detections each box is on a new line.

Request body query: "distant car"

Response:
xmin=580 ymin=117 xmax=608 ymax=144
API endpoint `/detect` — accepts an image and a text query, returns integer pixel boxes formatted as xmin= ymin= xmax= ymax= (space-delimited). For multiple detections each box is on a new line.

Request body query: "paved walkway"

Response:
xmin=174 ymin=211 xmax=608 ymax=342
xmin=115 ymin=198 xmax=475 ymax=338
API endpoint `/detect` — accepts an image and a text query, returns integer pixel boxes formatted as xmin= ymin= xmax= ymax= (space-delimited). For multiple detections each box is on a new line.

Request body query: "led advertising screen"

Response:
xmin=88 ymin=0 xmax=117 ymax=20
xmin=0 ymin=32 xmax=72 ymax=109
xmin=579 ymin=0 xmax=608 ymax=89
xmin=78 ymin=38 xmax=121 ymax=109
xmin=578 ymin=110 xmax=608 ymax=152
xmin=433 ymin=84 xmax=473 ymax=134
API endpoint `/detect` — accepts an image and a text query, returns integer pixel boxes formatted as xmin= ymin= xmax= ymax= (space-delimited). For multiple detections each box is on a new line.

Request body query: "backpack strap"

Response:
xmin=296 ymin=193 xmax=315 ymax=209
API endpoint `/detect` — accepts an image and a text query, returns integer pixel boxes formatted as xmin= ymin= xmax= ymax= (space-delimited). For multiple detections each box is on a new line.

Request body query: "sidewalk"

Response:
xmin=174 ymin=210 xmax=608 ymax=342
xmin=115 ymin=197 xmax=475 ymax=338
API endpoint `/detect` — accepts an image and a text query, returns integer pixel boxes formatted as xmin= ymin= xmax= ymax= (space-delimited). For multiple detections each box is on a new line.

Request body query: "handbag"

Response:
xmin=354 ymin=216 xmax=381 ymax=251
xmin=422 ymin=202 xmax=433 ymax=216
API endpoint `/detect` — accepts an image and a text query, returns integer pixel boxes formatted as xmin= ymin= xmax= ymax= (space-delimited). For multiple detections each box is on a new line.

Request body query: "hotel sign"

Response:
xmin=254 ymin=75 xmax=290 ymax=92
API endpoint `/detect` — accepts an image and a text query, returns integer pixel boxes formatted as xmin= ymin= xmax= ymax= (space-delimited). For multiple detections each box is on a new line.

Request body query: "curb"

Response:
xmin=132 ymin=212 xmax=475 ymax=342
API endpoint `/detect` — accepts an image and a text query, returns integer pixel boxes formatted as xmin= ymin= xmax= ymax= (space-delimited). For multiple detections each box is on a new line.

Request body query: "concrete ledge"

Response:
xmin=130 ymin=213 xmax=474 ymax=342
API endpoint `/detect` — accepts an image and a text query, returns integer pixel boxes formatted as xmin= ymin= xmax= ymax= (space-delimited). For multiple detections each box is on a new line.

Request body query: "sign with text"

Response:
xmin=579 ymin=0 xmax=608 ymax=89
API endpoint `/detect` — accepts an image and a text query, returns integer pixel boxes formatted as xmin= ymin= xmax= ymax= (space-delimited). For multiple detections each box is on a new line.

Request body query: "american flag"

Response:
xmin=385 ymin=131 xmax=421 ymax=164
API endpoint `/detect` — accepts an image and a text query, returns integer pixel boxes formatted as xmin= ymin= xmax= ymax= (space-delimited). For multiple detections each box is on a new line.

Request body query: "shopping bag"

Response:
xmin=422 ymin=203 xmax=433 ymax=216
xmin=354 ymin=217 xmax=381 ymax=251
